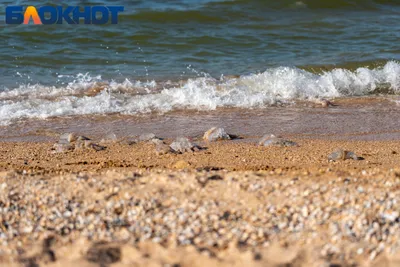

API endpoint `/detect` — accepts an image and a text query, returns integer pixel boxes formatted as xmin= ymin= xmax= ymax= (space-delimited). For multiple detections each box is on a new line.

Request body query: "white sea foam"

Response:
xmin=0 ymin=61 xmax=400 ymax=125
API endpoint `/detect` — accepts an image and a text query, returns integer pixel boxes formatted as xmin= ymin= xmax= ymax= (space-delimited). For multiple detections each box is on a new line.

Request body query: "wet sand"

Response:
xmin=2 ymin=96 xmax=400 ymax=143
xmin=1 ymin=136 xmax=400 ymax=266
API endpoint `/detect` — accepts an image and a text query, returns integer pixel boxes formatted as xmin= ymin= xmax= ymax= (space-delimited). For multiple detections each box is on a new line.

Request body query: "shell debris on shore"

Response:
xmin=0 ymin=168 xmax=400 ymax=266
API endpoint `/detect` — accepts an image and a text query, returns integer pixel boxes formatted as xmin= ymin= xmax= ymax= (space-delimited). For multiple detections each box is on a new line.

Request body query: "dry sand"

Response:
xmin=1 ymin=138 xmax=400 ymax=266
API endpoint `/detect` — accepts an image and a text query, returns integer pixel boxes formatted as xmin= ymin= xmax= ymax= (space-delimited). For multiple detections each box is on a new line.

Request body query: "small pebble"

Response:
xmin=328 ymin=149 xmax=362 ymax=161
xmin=203 ymin=127 xmax=231 ymax=142
xmin=258 ymin=134 xmax=297 ymax=147
xmin=52 ymin=143 xmax=74 ymax=153
xmin=155 ymin=143 xmax=173 ymax=155
xmin=138 ymin=133 xmax=158 ymax=142
xmin=59 ymin=132 xmax=77 ymax=143
xmin=170 ymin=137 xmax=198 ymax=153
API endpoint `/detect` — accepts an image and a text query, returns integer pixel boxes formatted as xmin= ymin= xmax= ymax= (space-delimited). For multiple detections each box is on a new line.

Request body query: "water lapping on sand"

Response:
xmin=0 ymin=61 xmax=400 ymax=125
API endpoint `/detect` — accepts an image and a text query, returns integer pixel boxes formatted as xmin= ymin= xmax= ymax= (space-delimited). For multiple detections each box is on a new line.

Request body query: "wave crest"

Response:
xmin=0 ymin=61 xmax=399 ymax=125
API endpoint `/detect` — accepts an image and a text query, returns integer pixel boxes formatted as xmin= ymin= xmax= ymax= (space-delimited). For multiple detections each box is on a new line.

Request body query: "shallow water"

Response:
xmin=2 ymin=0 xmax=399 ymax=85
xmin=1 ymin=1 xmax=400 ymax=129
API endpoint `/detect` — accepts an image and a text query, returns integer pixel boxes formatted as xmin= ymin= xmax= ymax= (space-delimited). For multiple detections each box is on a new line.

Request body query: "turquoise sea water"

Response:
xmin=0 ymin=0 xmax=400 ymax=124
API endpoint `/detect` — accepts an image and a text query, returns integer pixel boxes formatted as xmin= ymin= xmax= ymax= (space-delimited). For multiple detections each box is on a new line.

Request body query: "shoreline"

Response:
xmin=2 ymin=0 xmax=400 ymax=265
xmin=1 ymin=95 xmax=400 ymax=143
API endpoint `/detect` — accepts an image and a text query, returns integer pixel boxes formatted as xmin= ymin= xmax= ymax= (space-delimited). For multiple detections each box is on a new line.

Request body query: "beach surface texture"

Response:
xmin=2 ymin=125 xmax=400 ymax=266
xmin=2 ymin=1 xmax=400 ymax=266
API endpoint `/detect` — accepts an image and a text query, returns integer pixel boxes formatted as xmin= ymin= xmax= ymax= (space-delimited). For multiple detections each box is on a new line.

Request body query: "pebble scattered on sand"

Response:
xmin=203 ymin=127 xmax=231 ymax=142
xmin=328 ymin=149 xmax=363 ymax=161
xmin=155 ymin=141 xmax=173 ymax=155
xmin=6 ymin=132 xmax=399 ymax=266
xmin=52 ymin=143 xmax=74 ymax=153
xmin=150 ymin=138 xmax=164 ymax=145
xmin=258 ymin=134 xmax=297 ymax=147
xmin=52 ymin=133 xmax=106 ymax=153
xmin=138 ymin=133 xmax=158 ymax=142
xmin=170 ymin=137 xmax=200 ymax=153
xmin=59 ymin=133 xmax=77 ymax=143
xmin=119 ymin=136 xmax=138 ymax=145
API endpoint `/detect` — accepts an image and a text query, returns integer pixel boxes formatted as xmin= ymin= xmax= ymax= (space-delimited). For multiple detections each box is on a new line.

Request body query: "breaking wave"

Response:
xmin=0 ymin=61 xmax=400 ymax=125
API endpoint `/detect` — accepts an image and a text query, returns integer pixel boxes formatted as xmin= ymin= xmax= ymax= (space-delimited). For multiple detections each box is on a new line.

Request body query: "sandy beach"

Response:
xmin=1 ymin=134 xmax=400 ymax=266
xmin=2 ymin=0 xmax=400 ymax=265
